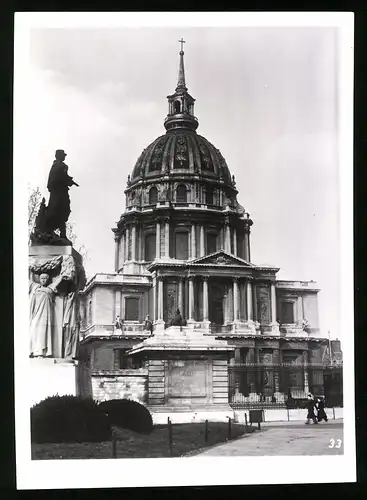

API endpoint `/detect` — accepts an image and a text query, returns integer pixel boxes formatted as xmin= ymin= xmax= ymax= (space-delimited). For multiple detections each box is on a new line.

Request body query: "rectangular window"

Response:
xmin=118 ymin=349 xmax=143 ymax=369
xmin=175 ymin=232 xmax=189 ymax=260
xmin=206 ymin=233 xmax=217 ymax=255
xmin=281 ymin=301 xmax=294 ymax=324
xmin=145 ymin=233 xmax=156 ymax=261
xmin=125 ymin=297 xmax=139 ymax=321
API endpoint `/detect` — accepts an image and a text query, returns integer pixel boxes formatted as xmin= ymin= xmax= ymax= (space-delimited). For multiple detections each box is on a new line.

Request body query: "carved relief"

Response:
xmin=150 ymin=138 xmax=165 ymax=172
xmin=29 ymin=254 xmax=86 ymax=360
xmin=174 ymin=135 xmax=188 ymax=169
xmin=158 ymin=183 xmax=170 ymax=202
xmin=258 ymin=286 xmax=270 ymax=324
xmin=198 ymin=140 xmax=212 ymax=170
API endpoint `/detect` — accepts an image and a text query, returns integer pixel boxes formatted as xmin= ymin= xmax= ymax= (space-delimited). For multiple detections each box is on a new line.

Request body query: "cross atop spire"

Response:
xmin=176 ymin=38 xmax=187 ymax=91
xmin=178 ymin=37 xmax=186 ymax=54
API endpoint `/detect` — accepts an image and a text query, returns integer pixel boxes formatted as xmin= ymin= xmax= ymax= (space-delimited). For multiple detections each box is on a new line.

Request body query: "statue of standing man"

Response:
xmin=46 ymin=149 xmax=79 ymax=239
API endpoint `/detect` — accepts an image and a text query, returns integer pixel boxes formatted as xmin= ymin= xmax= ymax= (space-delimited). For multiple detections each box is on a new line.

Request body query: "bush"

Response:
xmin=31 ymin=395 xmax=112 ymax=444
xmin=98 ymin=399 xmax=153 ymax=434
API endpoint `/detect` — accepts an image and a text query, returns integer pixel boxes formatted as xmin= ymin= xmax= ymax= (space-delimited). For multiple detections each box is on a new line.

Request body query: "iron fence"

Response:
xmin=228 ymin=363 xmax=343 ymax=409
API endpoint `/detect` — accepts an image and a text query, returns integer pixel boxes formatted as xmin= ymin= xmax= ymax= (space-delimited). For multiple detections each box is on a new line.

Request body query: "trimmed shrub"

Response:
xmin=98 ymin=399 xmax=153 ymax=434
xmin=31 ymin=395 xmax=111 ymax=444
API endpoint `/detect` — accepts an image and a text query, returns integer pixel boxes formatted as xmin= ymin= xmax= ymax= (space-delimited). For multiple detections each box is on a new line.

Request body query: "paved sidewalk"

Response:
xmin=192 ymin=419 xmax=343 ymax=457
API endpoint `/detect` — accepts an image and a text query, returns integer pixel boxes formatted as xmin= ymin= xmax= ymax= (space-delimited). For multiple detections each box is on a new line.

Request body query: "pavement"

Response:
xmin=192 ymin=419 xmax=344 ymax=457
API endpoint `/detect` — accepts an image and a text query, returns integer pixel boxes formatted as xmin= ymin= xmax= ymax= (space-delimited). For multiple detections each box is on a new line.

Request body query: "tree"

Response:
xmin=28 ymin=185 xmax=89 ymax=273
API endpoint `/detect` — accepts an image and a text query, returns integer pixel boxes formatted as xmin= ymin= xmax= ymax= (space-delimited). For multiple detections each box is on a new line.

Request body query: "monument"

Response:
xmin=28 ymin=150 xmax=86 ymax=406
xmin=75 ymin=42 xmax=342 ymax=422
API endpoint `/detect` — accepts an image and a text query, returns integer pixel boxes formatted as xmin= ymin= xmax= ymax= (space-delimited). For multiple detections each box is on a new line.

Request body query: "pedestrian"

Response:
xmin=305 ymin=393 xmax=318 ymax=424
xmin=316 ymin=396 xmax=328 ymax=422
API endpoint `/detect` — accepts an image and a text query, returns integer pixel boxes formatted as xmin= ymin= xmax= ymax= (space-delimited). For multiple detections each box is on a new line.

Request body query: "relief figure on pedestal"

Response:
xmin=29 ymin=273 xmax=56 ymax=358
xmin=29 ymin=254 xmax=86 ymax=360
xmin=62 ymin=290 xmax=80 ymax=360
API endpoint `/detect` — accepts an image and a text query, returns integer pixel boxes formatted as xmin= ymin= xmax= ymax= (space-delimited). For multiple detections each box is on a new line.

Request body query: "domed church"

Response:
xmin=78 ymin=42 xmax=343 ymax=420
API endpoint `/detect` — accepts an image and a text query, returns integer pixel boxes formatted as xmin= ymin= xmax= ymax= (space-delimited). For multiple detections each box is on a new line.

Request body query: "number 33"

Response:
xmin=329 ymin=439 xmax=342 ymax=448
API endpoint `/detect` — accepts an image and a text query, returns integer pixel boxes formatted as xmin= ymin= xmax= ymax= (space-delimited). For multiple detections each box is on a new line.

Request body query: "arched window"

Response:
xmin=206 ymin=186 xmax=214 ymax=205
xmin=145 ymin=233 xmax=156 ymax=261
xmin=174 ymin=100 xmax=181 ymax=113
xmin=149 ymin=186 xmax=158 ymax=205
xmin=176 ymin=184 xmax=187 ymax=203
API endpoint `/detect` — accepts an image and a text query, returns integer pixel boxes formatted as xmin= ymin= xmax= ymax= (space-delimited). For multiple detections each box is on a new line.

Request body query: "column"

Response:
xmin=191 ymin=224 xmax=196 ymax=259
xmin=233 ymin=227 xmax=237 ymax=256
xmin=157 ymin=277 xmax=164 ymax=321
xmin=233 ymin=277 xmax=239 ymax=322
xmin=252 ymin=283 xmax=258 ymax=322
xmin=244 ymin=229 xmax=250 ymax=262
xmin=203 ymin=277 xmax=209 ymax=323
xmin=271 ymin=282 xmax=277 ymax=324
xmin=131 ymin=225 xmax=136 ymax=261
xmin=156 ymin=220 xmax=161 ymax=259
xmin=114 ymin=235 xmax=120 ymax=272
xmin=164 ymin=219 xmax=170 ymax=258
xmin=125 ymin=226 xmax=130 ymax=261
xmin=246 ymin=280 xmax=253 ymax=321
xmin=200 ymin=225 xmax=205 ymax=257
xmin=225 ymin=222 xmax=231 ymax=253
xmin=179 ymin=277 xmax=184 ymax=315
xmin=119 ymin=232 xmax=125 ymax=268
xmin=152 ymin=275 xmax=157 ymax=322
xmin=188 ymin=277 xmax=194 ymax=321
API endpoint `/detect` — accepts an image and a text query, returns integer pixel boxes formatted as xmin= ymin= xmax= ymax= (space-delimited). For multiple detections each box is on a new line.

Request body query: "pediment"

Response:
xmin=191 ymin=250 xmax=254 ymax=267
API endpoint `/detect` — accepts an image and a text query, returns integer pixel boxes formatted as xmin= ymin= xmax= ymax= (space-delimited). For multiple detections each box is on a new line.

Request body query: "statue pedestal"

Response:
xmin=28 ymin=358 xmax=78 ymax=407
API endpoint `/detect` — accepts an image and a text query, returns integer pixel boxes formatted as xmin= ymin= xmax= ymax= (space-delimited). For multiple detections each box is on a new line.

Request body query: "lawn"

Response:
xmin=31 ymin=422 xmax=255 ymax=459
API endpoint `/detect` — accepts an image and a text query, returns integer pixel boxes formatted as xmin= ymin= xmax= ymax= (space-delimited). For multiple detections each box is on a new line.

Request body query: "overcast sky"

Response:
xmin=20 ymin=26 xmax=341 ymax=338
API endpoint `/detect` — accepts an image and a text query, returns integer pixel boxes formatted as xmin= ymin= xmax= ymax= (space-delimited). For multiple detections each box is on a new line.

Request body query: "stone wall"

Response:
xmin=91 ymin=369 xmax=148 ymax=403
xmin=90 ymin=339 xmax=142 ymax=371
xmin=76 ymin=361 xmax=92 ymax=398
xmin=303 ymin=293 xmax=319 ymax=329
xmin=94 ymin=287 xmax=115 ymax=324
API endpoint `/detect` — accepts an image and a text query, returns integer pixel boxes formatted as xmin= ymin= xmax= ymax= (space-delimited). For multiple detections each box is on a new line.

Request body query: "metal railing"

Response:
xmin=228 ymin=363 xmax=343 ymax=409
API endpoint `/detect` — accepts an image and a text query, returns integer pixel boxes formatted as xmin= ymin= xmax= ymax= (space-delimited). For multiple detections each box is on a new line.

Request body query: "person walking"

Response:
xmin=316 ymin=397 xmax=328 ymax=422
xmin=305 ymin=393 xmax=318 ymax=424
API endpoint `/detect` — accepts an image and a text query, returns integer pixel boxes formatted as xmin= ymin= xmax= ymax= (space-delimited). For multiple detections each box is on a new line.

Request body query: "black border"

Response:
xmin=2 ymin=5 xmax=366 ymax=497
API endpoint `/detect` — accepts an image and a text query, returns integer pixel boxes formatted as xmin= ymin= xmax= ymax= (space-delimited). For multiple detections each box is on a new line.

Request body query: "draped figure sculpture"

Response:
xmin=29 ymin=254 xmax=86 ymax=360
xmin=63 ymin=290 xmax=80 ymax=360
xmin=29 ymin=273 xmax=56 ymax=357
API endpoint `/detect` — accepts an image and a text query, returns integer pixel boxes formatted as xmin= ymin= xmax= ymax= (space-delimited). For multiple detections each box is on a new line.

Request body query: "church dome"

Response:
xmin=130 ymin=131 xmax=232 ymax=186
xmin=127 ymin=41 xmax=235 ymax=191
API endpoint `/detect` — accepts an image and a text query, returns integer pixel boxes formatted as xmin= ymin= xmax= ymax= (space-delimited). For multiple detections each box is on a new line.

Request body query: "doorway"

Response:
xmin=209 ymin=283 xmax=225 ymax=325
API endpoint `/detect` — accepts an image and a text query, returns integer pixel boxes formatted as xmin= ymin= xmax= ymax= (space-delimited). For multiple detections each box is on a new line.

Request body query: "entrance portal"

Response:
xmin=209 ymin=283 xmax=225 ymax=325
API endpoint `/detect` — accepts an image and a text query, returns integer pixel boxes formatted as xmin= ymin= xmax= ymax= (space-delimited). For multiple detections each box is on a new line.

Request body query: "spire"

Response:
xmin=164 ymin=39 xmax=198 ymax=132
xmin=176 ymin=38 xmax=187 ymax=91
